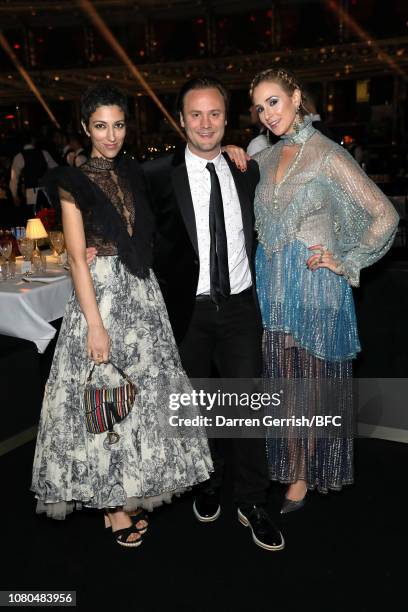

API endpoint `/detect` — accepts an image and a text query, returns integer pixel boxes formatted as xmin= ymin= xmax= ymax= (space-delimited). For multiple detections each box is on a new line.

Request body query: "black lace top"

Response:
xmin=42 ymin=156 xmax=154 ymax=278
xmin=74 ymin=156 xmax=136 ymax=255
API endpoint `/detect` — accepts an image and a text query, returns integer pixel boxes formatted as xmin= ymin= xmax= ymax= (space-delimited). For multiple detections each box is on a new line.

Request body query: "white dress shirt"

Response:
xmin=246 ymin=133 xmax=269 ymax=156
xmin=9 ymin=144 xmax=58 ymax=204
xmin=185 ymin=145 xmax=252 ymax=296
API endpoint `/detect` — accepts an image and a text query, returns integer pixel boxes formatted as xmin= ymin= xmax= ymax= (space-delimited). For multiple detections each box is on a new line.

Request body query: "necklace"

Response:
xmin=87 ymin=156 xmax=116 ymax=171
xmin=271 ymin=142 xmax=305 ymax=211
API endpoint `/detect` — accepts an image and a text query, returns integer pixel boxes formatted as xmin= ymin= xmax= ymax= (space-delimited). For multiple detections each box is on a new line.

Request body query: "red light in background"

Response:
xmin=196 ymin=18 xmax=204 ymax=25
xmin=5 ymin=114 xmax=15 ymax=120
xmin=249 ymin=15 xmax=256 ymax=22
xmin=267 ymin=10 xmax=273 ymax=18
xmin=13 ymin=43 xmax=21 ymax=50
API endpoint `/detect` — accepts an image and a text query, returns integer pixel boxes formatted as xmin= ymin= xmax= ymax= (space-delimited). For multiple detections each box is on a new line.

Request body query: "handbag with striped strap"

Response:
xmin=83 ymin=361 xmax=137 ymax=446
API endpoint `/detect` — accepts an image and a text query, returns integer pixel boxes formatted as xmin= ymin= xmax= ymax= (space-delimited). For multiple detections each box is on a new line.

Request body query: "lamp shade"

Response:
xmin=26 ymin=218 xmax=48 ymax=240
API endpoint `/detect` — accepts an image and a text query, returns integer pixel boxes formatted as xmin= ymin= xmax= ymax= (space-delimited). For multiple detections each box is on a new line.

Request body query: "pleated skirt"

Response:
xmin=31 ymin=256 xmax=212 ymax=519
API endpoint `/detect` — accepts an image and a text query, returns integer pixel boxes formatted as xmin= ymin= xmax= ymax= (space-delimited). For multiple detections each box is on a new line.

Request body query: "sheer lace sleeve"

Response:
xmin=325 ymin=147 xmax=399 ymax=286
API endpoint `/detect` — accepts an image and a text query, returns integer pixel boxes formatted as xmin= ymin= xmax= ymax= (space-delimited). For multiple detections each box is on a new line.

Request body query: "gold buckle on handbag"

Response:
xmin=103 ymin=431 xmax=121 ymax=450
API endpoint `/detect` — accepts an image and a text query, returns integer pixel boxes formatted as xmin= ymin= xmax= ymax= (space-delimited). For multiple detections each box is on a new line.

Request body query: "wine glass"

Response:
xmin=17 ymin=238 xmax=34 ymax=261
xmin=48 ymin=231 xmax=59 ymax=257
xmin=17 ymin=238 xmax=34 ymax=275
xmin=0 ymin=240 xmax=12 ymax=280
xmin=49 ymin=231 xmax=65 ymax=265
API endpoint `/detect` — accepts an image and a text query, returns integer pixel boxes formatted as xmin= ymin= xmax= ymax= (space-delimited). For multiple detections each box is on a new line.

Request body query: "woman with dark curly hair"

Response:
xmin=31 ymin=82 xmax=212 ymax=547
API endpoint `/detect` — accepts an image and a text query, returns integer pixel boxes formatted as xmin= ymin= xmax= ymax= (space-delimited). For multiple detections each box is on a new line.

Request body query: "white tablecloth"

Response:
xmin=0 ymin=257 xmax=73 ymax=353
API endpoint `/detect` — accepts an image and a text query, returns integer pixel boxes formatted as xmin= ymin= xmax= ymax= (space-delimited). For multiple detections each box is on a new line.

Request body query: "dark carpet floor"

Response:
xmin=1 ymin=254 xmax=406 ymax=610
xmin=0 ymin=436 xmax=405 ymax=611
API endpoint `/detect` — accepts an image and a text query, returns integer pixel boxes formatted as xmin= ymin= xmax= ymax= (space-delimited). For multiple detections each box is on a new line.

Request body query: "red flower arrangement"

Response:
xmin=35 ymin=208 xmax=58 ymax=231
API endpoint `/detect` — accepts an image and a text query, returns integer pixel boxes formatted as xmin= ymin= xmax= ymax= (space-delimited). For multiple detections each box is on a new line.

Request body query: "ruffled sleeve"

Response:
xmin=41 ymin=167 xmax=92 ymax=233
xmin=58 ymin=186 xmax=77 ymax=206
xmin=41 ymin=164 xmax=153 ymax=279
xmin=41 ymin=166 xmax=92 ymax=206
xmin=325 ymin=146 xmax=399 ymax=286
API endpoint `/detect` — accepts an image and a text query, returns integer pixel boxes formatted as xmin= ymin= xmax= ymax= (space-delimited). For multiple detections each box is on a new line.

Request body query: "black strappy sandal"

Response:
xmin=111 ymin=525 xmax=142 ymax=548
xmin=104 ymin=511 xmax=142 ymax=548
xmin=129 ymin=509 xmax=149 ymax=535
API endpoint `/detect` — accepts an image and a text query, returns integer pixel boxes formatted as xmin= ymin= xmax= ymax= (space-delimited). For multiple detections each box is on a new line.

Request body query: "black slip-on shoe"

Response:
xmin=193 ymin=490 xmax=221 ymax=522
xmin=238 ymin=505 xmax=285 ymax=551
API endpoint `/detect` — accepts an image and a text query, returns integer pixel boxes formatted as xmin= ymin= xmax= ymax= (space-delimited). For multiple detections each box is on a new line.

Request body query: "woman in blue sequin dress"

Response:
xmin=249 ymin=69 xmax=399 ymax=511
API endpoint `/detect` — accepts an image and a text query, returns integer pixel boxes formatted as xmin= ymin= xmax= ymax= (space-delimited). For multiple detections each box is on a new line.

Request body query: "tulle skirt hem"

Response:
xmin=33 ymin=485 xmax=200 ymax=520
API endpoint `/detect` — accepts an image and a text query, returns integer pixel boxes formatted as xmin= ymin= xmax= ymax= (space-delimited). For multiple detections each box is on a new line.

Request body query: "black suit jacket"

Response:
xmin=142 ymin=147 xmax=261 ymax=345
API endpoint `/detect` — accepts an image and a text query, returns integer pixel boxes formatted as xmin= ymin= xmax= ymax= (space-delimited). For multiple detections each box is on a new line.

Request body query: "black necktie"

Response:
xmin=206 ymin=162 xmax=230 ymax=304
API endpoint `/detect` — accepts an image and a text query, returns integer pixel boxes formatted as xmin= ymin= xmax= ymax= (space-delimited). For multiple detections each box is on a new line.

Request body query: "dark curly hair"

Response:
xmin=176 ymin=76 xmax=230 ymax=118
xmin=80 ymin=82 xmax=129 ymax=127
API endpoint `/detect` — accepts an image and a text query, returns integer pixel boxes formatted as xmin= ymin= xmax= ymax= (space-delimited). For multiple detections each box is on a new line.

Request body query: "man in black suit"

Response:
xmin=143 ymin=77 xmax=284 ymax=551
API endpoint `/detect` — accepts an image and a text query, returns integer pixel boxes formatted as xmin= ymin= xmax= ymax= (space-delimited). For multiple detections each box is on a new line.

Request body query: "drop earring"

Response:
xmin=293 ymin=107 xmax=301 ymax=134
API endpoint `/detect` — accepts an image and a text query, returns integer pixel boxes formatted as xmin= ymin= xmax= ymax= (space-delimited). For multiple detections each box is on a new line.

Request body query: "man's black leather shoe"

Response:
xmin=193 ymin=489 xmax=221 ymax=522
xmin=238 ymin=505 xmax=285 ymax=551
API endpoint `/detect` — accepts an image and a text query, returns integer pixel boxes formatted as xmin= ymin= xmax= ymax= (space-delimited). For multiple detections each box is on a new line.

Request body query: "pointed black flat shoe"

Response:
xmin=280 ymin=495 xmax=307 ymax=514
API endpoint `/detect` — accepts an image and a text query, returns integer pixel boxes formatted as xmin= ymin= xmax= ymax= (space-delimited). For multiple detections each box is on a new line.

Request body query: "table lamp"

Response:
xmin=26 ymin=218 xmax=48 ymax=271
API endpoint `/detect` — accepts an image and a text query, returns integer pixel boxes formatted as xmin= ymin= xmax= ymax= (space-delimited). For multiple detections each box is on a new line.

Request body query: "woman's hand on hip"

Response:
xmin=307 ymin=244 xmax=343 ymax=275
xmin=221 ymin=145 xmax=251 ymax=172
xmin=86 ymin=247 xmax=98 ymax=266
xmin=87 ymin=324 xmax=110 ymax=363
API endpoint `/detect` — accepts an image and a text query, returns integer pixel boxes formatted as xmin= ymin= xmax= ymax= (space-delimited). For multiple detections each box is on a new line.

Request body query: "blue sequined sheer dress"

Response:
xmin=253 ymin=117 xmax=398 ymax=492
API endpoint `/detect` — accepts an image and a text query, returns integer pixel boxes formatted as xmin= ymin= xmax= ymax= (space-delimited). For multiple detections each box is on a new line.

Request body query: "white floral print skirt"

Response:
xmin=31 ymin=256 xmax=212 ymax=519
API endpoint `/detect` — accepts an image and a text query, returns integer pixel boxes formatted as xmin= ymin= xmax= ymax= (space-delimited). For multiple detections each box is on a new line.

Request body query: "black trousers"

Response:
xmin=179 ymin=289 xmax=269 ymax=507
